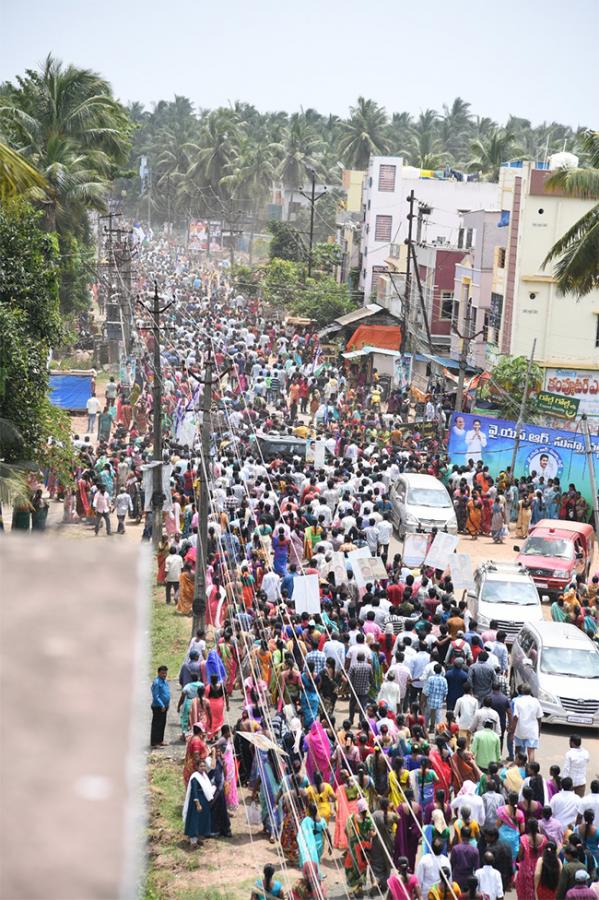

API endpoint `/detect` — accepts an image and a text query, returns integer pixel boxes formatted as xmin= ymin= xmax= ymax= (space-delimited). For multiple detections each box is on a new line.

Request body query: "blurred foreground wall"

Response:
xmin=0 ymin=538 xmax=149 ymax=899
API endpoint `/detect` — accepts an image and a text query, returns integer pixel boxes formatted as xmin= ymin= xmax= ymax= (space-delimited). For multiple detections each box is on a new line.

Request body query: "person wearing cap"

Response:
xmin=564 ymin=867 xmax=596 ymax=899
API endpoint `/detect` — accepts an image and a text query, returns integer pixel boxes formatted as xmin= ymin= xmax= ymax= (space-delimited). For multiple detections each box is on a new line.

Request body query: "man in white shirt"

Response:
xmin=577 ymin=779 xmax=599 ymax=820
xmin=164 ymin=547 xmax=183 ymax=604
xmin=454 ymin=685 xmax=479 ymax=743
xmin=550 ymin=777 xmax=580 ymax=828
xmin=261 ymin=570 xmax=281 ymax=604
xmin=475 ymin=853 xmax=504 ymax=900
xmin=86 ymin=393 xmax=101 ymax=433
xmin=376 ymin=515 xmax=393 ymax=565
xmin=323 ymin=633 xmax=345 ymax=671
xmin=93 ymin=485 xmax=112 ymax=535
xmin=510 ymin=685 xmax=543 ymax=762
xmin=415 ymin=843 xmax=451 ymax=898
xmin=562 ymin=735 xmax=590 ymax=796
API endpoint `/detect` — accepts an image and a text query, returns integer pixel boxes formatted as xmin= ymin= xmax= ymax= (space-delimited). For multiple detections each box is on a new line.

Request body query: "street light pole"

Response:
xmin=299 ymin=169 xmax=327 ymax=278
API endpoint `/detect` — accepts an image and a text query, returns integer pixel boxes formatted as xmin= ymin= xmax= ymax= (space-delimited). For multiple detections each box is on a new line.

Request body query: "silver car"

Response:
xmin=390 ymin=473 xmax=457 ymax=537
xmin=510 ymin=621 xmax=599 ymax=728
xmin=468 ymin=561 xmax=543 ymax=644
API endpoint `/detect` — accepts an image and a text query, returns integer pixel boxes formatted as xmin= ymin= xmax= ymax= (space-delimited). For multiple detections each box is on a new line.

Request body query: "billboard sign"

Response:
xmin=188 ymin=221 xmax=222 ymax=252
xmin=447 ymin=411 xmax=599 ymax=507
xmin=543 ymin=368 xmax=599 ymax=430
xmin=537 ymin=390 xmax=579 ymax=420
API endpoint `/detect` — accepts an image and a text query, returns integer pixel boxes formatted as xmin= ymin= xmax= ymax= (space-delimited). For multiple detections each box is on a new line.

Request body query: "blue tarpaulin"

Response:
xmin=49 ymin=374 xmax=93 ymax=412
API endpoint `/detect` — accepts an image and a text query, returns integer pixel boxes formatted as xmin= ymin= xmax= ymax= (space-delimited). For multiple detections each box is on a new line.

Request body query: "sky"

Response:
xmin=3 ymin=0 xmax=598 ymax=128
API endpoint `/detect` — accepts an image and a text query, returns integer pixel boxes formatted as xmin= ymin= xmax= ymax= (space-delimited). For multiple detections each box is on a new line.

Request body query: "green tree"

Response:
xmin=480 ymin=354 xmax=543 ymax=420
xmin=543 ymin=131 xmax=599 ymax=295
xmin=267 ymin=221 xmax=305 ymax=262
xmin=0 ymin=201 xmax=62 ymax=460
xmin=0 ymin=141 xmax=47 ymax=201
xmin=467 ymin=128 xmax=521 ymax=181
xmin=278 ymin=113 xmax=324 ymax=217
xmin=405 ymin=110 xmax=447 ymax=169
xmin=440 ymin=97 xmax=473 ymax=163
xmin=338 ymin=97 xmax=390 ymax=170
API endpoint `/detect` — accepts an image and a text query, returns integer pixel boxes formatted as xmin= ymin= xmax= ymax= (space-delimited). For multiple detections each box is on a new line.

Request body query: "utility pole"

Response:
xmin=509 ymin=339 xmax=537 ymax=477
xmin=403 ymin=190 xmax=416 ymax=347
xmin=137 ymin=282 xmax=174 ymax=548
xmin=581 ymin=414 xmax=599 ymax=534
xmin=192 ymin=347 xmax=214 ymax=635
xmin=409 ymin=243 xmax=433 ymax=352
xmin=453 ymin=303 xmax=486 ymax=412
xmin=299 ymin=168 xmax=327 ymax=277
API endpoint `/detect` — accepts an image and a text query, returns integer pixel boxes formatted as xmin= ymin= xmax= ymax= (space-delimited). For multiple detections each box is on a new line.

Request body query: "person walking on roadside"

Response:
xmin=93 ymin=484 xmax=112 ymax=535
xmin=165 ymin=546 xmax=184 ymax=604
xmin=115 ymin=487 xmax=133 ymax=534
xmin=151 ymin=665 xmax=170 ymax=747
xmin=86 ymin=392 xmax=101 ymax=434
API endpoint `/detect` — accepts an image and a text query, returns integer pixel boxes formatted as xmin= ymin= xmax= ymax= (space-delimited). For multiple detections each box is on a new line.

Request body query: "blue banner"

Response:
xmin=447 ymin=412 xmax=599 ymax=507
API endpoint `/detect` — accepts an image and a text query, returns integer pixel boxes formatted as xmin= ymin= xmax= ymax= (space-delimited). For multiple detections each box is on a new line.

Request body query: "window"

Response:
xmin=595 ymin=315 xmax=599 ymax=348
xmin=490 ymin=293 xmax=503 ymax=330
xmin=458 ymin=228 xmax=464 ymax=249
xmin=497 ymin=247 xmax=506 ymax=269
xmin=440 ymin=291 xmax=454 ymax=319
xmin=483 ymin=312 xmax=490 ymax=342
xmin=378 ymin=164 xmax=397 ymax=192
xmin=466 ymin=228 xmax=474 ymax=249
xmin=374 ymin=214 xmax=393 ymax=242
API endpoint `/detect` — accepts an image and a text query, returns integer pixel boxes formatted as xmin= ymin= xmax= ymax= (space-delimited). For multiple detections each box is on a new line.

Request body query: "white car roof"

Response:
xmin=400 ymin=474 xmax=447 ymax=489
xmin=526 ymin=621 xmax=594 ymax=648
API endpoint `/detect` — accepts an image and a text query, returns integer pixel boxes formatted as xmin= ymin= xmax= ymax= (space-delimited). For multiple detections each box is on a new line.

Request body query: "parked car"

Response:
xmin=510 ymin=621 xmax=599 ymax=728
xmin=390 ymin=473 xmax=457 ymax=537
xmin=252 ymin=431 xmax=308 ymax=461
xmin=467 ymin=561 xmax=543 ymax=643
xmin=514 ymin=520 xmax=596 ymax=597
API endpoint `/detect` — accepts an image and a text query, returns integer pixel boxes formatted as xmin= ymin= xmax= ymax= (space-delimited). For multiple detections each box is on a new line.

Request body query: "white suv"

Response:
xmin=468 ymin=562 xmax=543 ymax=644
xmin=510 ymin=621 xmax=599 ymax=728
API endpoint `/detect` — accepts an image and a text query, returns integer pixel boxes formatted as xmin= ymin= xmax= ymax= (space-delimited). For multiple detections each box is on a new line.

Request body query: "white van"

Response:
xmin=390 ymin=473 xmax=457 ymax=537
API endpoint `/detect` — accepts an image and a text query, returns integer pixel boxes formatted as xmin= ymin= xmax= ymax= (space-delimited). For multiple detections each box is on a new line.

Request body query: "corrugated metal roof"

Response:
xmin=333 ymin=303 xmax=383 ymax=326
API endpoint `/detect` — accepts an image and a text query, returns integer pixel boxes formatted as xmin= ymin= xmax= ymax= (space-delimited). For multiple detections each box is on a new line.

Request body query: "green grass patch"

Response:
xmin=150 ymin=584 xmax=190 ymax=674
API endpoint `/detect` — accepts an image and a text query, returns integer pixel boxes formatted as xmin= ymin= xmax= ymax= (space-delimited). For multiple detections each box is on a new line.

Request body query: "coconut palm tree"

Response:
xmin=221 ymin=140 xmax=279 ymax=261
xmin=0 ymin=54 xmax=130 ymax=232
xmin=543 ymin=130 xmax=599 ymax=295
xmin=388 ymin=111 xmax=413 ymax=156
xmin=278 ymin=114 xmax=324 ymax=218
xmin=467 ymin=128 xmax=521 ymax=181
xmin=405 ymin=110 xmax=446 ymax=169
xmin=184 ymin=108 xmax=242 ymax=204
xmin=441 ymin=97 xmax=473 ymax=162
xmin=0 ymin=141 xmax=47 ymax=202
xmin=338 ymin=97 xmax=390 ymax=170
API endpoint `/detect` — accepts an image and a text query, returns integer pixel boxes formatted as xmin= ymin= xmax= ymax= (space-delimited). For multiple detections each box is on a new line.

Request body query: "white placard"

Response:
xmin=352 ymin=556 xmax=388 ymax=588
xmin=306 ymin=438 xmax=326 ymax=468
xmin=402 ymin=532 xmax=431 ymax=567
xmin=424 ymin=532 xmax=459 ymax=570
xmin=449 ymin=553 xmax=475 ymax=591
xmin=327 ymin=551 xmax=348 ymax=585
xmin=292 ymin=574 xmax=321 ymax=615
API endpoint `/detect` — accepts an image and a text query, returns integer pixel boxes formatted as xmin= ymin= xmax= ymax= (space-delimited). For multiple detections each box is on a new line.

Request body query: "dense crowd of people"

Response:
xmin=35 ymin=237 xmax=599 ymax=899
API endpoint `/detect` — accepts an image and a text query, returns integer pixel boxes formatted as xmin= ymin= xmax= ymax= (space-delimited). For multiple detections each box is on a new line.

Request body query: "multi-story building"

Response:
xmin=359 ymin=156 xmax=499 ymax=299
xmin=449 ymin=156 xmax=599 ymax=428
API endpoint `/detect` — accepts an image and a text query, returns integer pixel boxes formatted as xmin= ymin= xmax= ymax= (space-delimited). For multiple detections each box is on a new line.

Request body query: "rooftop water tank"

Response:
xmin=548 ymin=151 xmax=579 ymax=170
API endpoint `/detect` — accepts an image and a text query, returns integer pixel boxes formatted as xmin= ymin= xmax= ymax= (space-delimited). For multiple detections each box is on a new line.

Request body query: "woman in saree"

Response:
xmin=465 ymin=491 xmax=483 ymax=539
xmin=450 ymin=737 xmax=482 ymax=792
xmin=304 ymin=719 xmax=333 ymax=785
xmin=279 ymin=655 xmax=302 ymax=710
xmin=188 ymin=683 xmax=212 ymax=736
xmin=298 ymin=802 xmax=329 ymax=874
xmin=252 ymin=640 xmax=273 ymax=687
xmin=306 ymin=770 xmax=336 ymax=824
xmin=496 ymin=790 xmax=525 ymax=864
xmin=290 ymin=861 xmax=327 ymax=900
xmin=268 ymin=639 xmax=286 ymax=706
xmin=289 ymin=526 xmax=306 ymax=568
xmin=334 ymin=769 xmax=361 ymax=850
xmin=388 ymin=756 xmax=409 ymax=810
xmin=387 ymin=857 xmax=422 ymax=900
xmin=366 ymin=744 xmax=389 ymax=799
xmin=182 ymin=758 xmax=214 ymax=847
xmin=205 ymin=673 xmax=228 ymax=739
xmin=216 ymin=728 xmax=238 ymax=813
xmin=394 ymin=788 xmax=422 ymax=871
xmin=240 ymin=564 xmax=256 ymax=610
xmin=370 ymin=798 xmax=399 ymax=895
xmin=332 ymin=733 xmax=361 ymax=783
xmin=217 ymin=629 xmax=238 ymax=696
xmin=182 ymin=723 xmax=209 ymax=786
xmin=344 ymin=798 xmax=375 ymax=895
xmin=300 ymin=662 xmax=321 ymax=729
xmin=428 ymin=743 xmax=453 ymax=807
xmin=422 ymin=808 xmax=450 ymax=856
xmin=279 ymin=775 xmax=308 ymax=865
xmin=178 ymin=678 xmax=204 ymax=739
xmin=303 ymin=523 xmax=323 ymax=561
xmin=156 ymin=534 xmax=170 ymax=585
xmin=250 ymin=747 xmax=283 ymax=844
xmin=368 ymin=642 xmax=384 ymax=701
xmin=411 ymin=757 xmax=438 ymax=810
xmin=76 ymin=472 xmax=93 ymax=519
xmin=251 ymin=864 xmax=285 ymax=900
xmin=175 ymin=562 xmax=194 ymax=615
xmin=516 ymin=496 xmax=532 ymax=538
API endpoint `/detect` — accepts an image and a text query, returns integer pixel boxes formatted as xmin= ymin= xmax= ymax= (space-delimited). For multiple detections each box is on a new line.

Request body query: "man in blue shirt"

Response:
xmin=151 ymin=665 xmax=170 ymax=747
xmin=445 ymin=657 xmax=469 ymax=711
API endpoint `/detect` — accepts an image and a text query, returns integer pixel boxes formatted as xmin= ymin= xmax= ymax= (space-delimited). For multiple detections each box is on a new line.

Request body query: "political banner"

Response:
xmin=424 ymin=532 xmax=459 ymax=570
xmin=543 ymin=368 xmax=599 ymax=429
xmin=447 ymin=411 xmax=599 ymax=507
xmin=449 ymin=554 xmax=475 ymax=592
xmin=292 ymin=574 xmax=321 ymax=615
xmin=402 ymin=532 xmax=432 ymax=567
xmin=306 ymin=438 xmax=326 ymax=468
